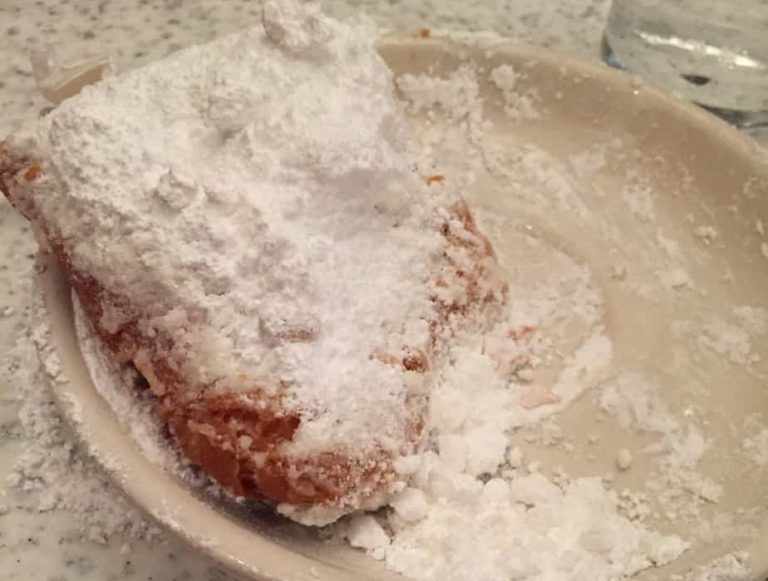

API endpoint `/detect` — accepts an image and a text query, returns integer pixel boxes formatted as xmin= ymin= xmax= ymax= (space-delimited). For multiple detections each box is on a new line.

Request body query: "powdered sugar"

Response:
xmin=345 ymin=337 xmax=689 ymax=580
xmin=599 ymin=373 xmax=723 ymax=522
xmin=383 ymin=475 xmax=685 ymax=581
xmin=73 ymin=292 xmax=214 ymax=488
xmin=6 ymin=1 xmax=477 ymax=465
xmin=334 ymin=258 xmax=686 ymax=580
xmin=671 ymin=552 xmax=751 ymax=581
xmin=489 ymin=64 xmax=541 ymax=120
xmin=622 ymin=182 xmax=656 ymax=223
xmin=3 ymin=277 xmax=157 ymax=541
xmin=696 ymin=306 xmax=767 ymax=366
xmin=599 ymin=373 xmax=680 ymax=435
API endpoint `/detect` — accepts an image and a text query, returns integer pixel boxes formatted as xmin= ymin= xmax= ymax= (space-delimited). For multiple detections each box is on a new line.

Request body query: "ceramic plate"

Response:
xmin=36 ymin=37 xmax=768 ymax=580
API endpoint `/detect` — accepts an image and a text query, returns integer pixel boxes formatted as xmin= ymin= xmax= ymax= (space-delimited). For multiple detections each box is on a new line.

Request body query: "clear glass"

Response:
xmin=603 ymin=0 xmax=768 ymax=127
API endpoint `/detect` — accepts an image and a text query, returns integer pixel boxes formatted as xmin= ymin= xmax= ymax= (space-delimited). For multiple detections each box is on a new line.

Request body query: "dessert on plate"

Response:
xmin=0 ymin=1 xmax=506 ymax=523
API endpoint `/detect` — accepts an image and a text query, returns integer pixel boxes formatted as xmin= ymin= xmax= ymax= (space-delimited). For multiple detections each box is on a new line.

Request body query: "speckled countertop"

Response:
xmin=0 ymin=1 xmax=762 ymax=580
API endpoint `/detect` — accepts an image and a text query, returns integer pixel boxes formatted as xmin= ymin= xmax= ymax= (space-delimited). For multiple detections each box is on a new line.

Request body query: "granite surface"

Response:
xmin=0 ymin=1 xmax=763 ymax=580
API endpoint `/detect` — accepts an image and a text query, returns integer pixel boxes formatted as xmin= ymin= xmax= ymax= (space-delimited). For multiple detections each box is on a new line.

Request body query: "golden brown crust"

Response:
xmin=1 ymin=144 xmax=505 ymax=509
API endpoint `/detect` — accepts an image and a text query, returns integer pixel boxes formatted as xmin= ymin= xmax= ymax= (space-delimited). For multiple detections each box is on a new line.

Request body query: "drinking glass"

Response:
xmin=602 ymin=0 xmax=768 ymax=128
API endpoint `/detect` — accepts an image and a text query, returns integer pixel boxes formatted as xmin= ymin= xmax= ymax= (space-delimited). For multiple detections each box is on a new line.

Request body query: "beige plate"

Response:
xmin=37 ymin=37 xmax=768 ymax=580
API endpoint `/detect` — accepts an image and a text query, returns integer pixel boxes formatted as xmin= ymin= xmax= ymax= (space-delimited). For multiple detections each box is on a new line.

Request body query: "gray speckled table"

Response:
xmin=0 ymin=1 xmax=762 ymax=580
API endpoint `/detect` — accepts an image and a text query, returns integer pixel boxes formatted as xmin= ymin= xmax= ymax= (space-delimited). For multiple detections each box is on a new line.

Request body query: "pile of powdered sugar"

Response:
xmin=7 ymin=0 xmax=462 ymax=458
xmin=343 ymin=350 xmax=689 ymax=580
xmin=598 ymin=373 xmax=723 ymax=523
xmin=3 ymin=281 xmax=158 ymax=543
